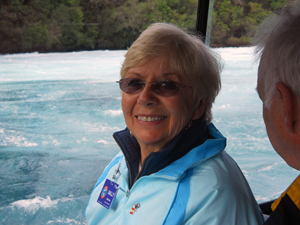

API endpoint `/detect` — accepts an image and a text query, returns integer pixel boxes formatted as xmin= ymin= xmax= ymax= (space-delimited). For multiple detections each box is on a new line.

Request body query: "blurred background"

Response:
xmin=0 ymin=0 xmax=285 ymax=54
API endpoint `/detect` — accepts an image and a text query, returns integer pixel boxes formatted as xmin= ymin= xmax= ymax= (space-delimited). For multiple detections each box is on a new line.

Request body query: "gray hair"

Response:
xmin=253 ymin=1 xmax=300 ymax=107
xmin=121 ymin=23 xmax=222 ymax=122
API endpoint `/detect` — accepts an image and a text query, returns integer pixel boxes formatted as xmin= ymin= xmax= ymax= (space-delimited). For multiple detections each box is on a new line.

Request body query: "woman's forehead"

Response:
xmin=127 ymin=56 xmax=176 ymax=73
xmin=124 ymin=54 xmax=187 ymax=81
xmin=126 ymin=71 xmax=181 ymax=83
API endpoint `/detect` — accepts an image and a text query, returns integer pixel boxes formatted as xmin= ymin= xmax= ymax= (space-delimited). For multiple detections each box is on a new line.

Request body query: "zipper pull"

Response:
xmin=112 ymin=163 xmax=121 ymax=180
xmin=126 ymin=189 xmax=130 ymax=197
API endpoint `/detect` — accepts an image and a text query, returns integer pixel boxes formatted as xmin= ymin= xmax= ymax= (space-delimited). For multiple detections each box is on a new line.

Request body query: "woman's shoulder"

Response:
xmin=188 ymin=150 xmax=260 ymax=212
xmin=191 ymin=150 xmax=249 ymax=191
xmin=184 ymin=150 xmax=263 ymax=224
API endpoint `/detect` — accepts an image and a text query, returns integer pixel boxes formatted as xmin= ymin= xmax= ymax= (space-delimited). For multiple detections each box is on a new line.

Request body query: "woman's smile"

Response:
xmin=136 ymin=116 xmax=167 ymax=122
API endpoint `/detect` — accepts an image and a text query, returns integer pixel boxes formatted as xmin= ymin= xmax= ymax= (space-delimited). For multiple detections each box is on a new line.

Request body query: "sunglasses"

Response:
xmin=116 ymin=78 xmax=186 ymax=97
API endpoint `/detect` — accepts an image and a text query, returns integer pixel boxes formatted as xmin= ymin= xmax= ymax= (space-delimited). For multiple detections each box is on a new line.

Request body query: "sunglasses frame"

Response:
xmin=116 ymin=78 xmax=187 ymax=97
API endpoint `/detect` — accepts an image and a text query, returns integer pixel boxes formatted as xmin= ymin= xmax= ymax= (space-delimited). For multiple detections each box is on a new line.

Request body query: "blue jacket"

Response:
xmin=86 ymin=123 xmax=264 ymax=225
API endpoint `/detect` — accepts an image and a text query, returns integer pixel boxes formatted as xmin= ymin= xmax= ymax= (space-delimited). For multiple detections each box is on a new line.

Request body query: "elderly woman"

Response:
xmin=86 ymin=23 xmax=263 ymax=224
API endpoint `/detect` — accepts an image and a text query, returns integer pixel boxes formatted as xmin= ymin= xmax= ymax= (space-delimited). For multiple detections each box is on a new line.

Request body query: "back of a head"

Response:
xmin=253 ymin=1 xmax=300 ymax=107
xmin=121 ymin=23 xmax=222 ymax=122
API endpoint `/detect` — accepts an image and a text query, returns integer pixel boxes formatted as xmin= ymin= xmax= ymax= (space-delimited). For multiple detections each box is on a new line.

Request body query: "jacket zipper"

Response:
xmin=113 ymin=135 xmax=133 ymax=190
xmin=132 ymin=154 xmax=150 ymax=186
xmin=113 ymin=135 xmax=151 ymax=196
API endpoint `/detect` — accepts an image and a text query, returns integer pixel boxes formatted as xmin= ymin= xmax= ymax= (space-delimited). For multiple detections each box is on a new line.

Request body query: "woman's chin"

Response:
xmin=135 ymin=133 xmax=169 ymax=150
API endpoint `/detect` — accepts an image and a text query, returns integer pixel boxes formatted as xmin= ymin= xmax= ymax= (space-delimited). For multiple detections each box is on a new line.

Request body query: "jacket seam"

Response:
xmin=162 ymin=168 xmax=193 ymax=224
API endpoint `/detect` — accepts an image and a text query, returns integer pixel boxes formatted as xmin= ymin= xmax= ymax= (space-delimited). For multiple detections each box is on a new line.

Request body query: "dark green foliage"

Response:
xmin=0 ymin=0 xmax=285 ymax=53
xmin=211 ymin=0 xmax=283 ymax=47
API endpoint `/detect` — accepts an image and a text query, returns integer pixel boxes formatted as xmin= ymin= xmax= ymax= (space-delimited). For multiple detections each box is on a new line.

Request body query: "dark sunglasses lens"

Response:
xmin=120 ymin=78 xmax=144 ymax=94
xmin=118 ymin=78 xmax=181 ymax=96
xmin=154 ymin=81 xmax=180 ymax=96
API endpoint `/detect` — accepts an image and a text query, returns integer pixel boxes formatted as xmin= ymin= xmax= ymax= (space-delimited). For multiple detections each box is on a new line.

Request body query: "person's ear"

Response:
xmin=192 ymin=98 xmax=208 ymax=120
xmin=276 ymin=83 xmax=298 ymax=133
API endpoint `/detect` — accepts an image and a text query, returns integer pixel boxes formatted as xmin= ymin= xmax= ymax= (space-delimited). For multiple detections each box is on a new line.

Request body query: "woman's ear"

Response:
xmin=276 ymin=83 xmax=298 ymax=134
xmin=192 ymin=98 xmax=208 ymax=120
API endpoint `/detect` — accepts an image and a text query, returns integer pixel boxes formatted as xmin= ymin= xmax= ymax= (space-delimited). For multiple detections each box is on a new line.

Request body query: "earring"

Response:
xmin=130 ymin=131 xmax=133 ymax=137
xmin=185 ymin=121 xmax=193 ymax=130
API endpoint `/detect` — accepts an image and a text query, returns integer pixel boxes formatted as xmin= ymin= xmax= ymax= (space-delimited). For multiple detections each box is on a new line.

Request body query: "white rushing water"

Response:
xmin=0 ymin=47 xmax=298 ymax=224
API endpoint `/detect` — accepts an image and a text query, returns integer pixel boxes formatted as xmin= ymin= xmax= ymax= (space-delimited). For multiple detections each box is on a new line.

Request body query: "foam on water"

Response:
xmin=11 ymin=196 xmax=71 ymax=213
xmin=2 ymin=195 xmax=88 ymax=225
xmin=0 ymin=47 xmax=299 ymax=224
xmin=0 ymin=50 xmax=125 ymax=82
xmin=104 ymin=109 xmax=123 ymax=116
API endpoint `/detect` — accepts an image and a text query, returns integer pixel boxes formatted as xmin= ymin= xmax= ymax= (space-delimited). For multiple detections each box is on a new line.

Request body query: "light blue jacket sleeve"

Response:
xmin=182 ymin=151 xmax=264 ymax=225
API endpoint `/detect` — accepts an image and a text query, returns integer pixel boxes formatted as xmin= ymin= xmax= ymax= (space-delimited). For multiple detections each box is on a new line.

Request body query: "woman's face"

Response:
xmin=122 ymin=55 xmax=205 ymax=152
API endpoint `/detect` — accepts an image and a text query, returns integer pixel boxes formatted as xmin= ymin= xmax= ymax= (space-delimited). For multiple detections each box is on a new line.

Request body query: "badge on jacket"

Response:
xmin=130 ymin=203 xmax=141 ymax=215
xmin=97 ymin=179 xmax=119 ymax=209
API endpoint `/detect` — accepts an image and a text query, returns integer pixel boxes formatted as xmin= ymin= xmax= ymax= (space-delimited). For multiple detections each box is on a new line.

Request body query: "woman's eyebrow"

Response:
xmin=127 ymin=71 xmax=178 ymax=79
xmin=127 ymin=72 xmax=142 ymax=77
xmin=162 ymin=73 xmax=180 ymax=81
xmin=162 ymin=72 xmax=176 ymax=77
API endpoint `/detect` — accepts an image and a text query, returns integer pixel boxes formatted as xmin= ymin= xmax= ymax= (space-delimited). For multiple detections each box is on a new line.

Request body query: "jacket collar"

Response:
xmin=156 ymin=123 xmax=226 ymax=178
xmin=113 ymin=119 xmax=222 ymax=188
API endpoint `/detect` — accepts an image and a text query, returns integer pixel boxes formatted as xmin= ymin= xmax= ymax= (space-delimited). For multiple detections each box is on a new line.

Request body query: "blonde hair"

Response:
xmin=121 ymin=23 xmax=222 ymax=122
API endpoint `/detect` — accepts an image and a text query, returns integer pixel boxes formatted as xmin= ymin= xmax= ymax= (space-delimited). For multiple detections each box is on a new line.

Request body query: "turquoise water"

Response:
xmin=0 ymin=48 xmax=298 ymax=224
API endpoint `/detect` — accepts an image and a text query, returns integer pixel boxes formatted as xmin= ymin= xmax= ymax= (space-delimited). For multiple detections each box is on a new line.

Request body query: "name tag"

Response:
xmin=97 ymin=179 xmax=119 ymax=209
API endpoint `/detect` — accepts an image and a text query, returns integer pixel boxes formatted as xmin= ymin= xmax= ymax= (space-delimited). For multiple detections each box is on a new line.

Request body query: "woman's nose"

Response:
xmin=137 ymin=83 xmax=158 ymax=106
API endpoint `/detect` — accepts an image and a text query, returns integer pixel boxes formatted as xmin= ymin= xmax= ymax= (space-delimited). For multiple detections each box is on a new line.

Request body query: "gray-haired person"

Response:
xmin=253 ymin=1 xmax=300 ymax=224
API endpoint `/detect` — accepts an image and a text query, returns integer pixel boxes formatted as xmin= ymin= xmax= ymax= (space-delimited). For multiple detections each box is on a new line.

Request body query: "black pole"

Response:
xmin=196 ymin=0 xmax=210 ymax=42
